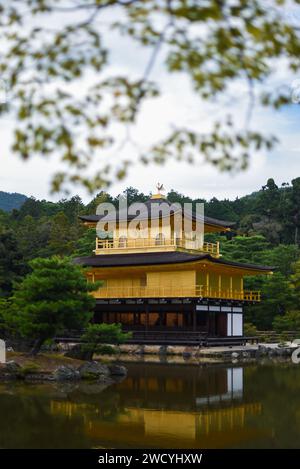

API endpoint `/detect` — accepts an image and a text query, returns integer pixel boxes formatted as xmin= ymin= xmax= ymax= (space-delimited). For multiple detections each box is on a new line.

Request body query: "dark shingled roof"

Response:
xmin=79 ymin=196 xmax=235 ymax=229
xmin=74 ymin=251 xmax=274 ymax=272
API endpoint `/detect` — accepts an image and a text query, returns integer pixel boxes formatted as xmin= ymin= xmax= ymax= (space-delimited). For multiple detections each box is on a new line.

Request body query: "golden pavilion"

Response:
xmin=75 ymin=186 xmax=273 ymax=345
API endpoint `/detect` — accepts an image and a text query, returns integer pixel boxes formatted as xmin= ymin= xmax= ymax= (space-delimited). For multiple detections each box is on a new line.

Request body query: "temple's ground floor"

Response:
xmin=94 ymin=298 xmax=248 ymax=345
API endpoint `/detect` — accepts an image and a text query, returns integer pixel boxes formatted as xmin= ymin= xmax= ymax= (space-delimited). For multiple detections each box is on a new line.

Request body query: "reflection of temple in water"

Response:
xmin=50 ymin=364 xmax=263 ymax=448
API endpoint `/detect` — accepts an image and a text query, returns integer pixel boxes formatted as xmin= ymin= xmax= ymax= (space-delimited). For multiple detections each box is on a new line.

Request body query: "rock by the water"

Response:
xmin=134 ymin=345 xmax=145 ymax=355
xmin=159 ymin=345 xmax=167 ymax=355
xmin=108 ymin=364 xmax=127 ymax=376
xmin=258 ymin=345 xmax=268 ymax=356
xmin=97 ymin=375 xmax=115 ymax=385
xmin=54 ymin=365 xmax=80 ymax=381
xmin=231 ymin=352 xmax=239 ymax=359
xmin=24 ymin=373 xmax=55 ymax=382
xmin=78 ymin=361 xmax=110 ymax=379
xmin=277 ymin=348 xmax=288 ymax=357
xmin=255 ymin=350 xmax=262 ymax=358
xmin=4 ymin=361 xmax=22 ymax=374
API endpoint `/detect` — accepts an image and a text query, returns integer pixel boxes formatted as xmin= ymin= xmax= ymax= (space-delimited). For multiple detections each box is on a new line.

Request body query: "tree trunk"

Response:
xmin=29 ymin=337 xmax=45 ymax=356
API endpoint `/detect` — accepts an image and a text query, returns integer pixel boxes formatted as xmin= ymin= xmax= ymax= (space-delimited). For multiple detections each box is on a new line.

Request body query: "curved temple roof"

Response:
xmin=79 ymin=196 xmax=235 ymax=230
xmin=74 ymin=251 xmax=274 ymax=274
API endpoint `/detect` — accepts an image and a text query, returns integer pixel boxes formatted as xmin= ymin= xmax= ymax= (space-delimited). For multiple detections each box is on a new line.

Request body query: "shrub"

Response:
xmin=243 ymin=322 xmax=258 ymax=337
xmin=80 ymin=323 xmax=131 ymax=360
xmin=273 ymin=310 xmax=300 ymax=333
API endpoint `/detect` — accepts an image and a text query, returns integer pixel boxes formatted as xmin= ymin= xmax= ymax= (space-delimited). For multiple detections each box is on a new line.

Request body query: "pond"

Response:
xmin=0 ymin=360 xmax=300 ymax=448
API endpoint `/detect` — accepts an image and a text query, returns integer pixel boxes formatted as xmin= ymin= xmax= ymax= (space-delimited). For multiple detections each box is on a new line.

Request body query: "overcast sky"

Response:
xmin=1 ymin=4 xmax=300 ymax=203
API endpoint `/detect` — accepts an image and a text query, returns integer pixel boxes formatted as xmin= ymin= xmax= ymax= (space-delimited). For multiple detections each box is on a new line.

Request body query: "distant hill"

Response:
xmin=0 ymin=191 xmax=27 ymax=212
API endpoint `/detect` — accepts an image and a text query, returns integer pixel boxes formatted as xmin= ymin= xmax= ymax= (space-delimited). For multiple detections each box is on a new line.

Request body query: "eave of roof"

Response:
xmin=74 ymin=251 xmax=274 ymax=272
xmin=78 ymin=213 xmax=235 ymax=229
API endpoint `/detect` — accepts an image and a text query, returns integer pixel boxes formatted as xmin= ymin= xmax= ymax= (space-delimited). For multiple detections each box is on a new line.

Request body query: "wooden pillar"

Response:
xmin=206 ymin=310 xmax=209 ymax=334
xmin=208 ymin=309 xmax=211 ymax=336
xmin=159 ymin=309 xmax=163 ymax=326
xmin=206 ymin=272 xmax=210 ymax=297
xmin=145 ymin=304 xmax=149 ymax=332
xmin=218 ymin=274 xmax=222 ymax=296
xmin=192 ymin=306 xmax=196 ymax=331
xmin=181 ymin=304 xmax=185 ymax=329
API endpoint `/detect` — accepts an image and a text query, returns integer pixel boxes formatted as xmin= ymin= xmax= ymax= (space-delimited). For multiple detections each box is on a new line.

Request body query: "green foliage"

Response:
xmin=216 ymin=235 xmax=300 ymax=329
xmin=16 ymin=215 xmax=50 ymax=261
xmin=0 ymin=229 xmax=27 ymax=296
xmin=244 ymin=273 xmax=293 ymax=329
xmin=7 ymin=256 xmax=97 ymax=355
xmin=95 ymin=345 xmax=117 ymax=356
xmin=273 ymin=311 xmax=300 ymax=333
xmin=243 ymin=323 xmax=258 ymax=337
xmin=221 ymin=235 xmax=270 ymax=264
xmin=48 ymin=212 xmax=77 ymax=256
xmin=289 ymin=259 xmax=300 ymax=309
xmin=0 ymin=298 xmax=9 ymax=334
xmin=0 ymin=2 xmax=300 ymax=191
xmin=74 ymin=228 xmax=96 ymax=257
xmin=259 ymin=245 xmax=300 ymax=277
xmin=81 ymin=323 xmax=131 ymax=358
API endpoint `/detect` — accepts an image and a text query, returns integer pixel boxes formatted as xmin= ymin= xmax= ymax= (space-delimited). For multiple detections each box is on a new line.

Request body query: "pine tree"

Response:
xmin=9 ymin=257 xmax=97 ymax=355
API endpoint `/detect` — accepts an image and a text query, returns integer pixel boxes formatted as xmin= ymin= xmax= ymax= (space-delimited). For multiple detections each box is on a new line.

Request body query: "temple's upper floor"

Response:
xmin=79 ymin=192 xmax=235 ymax=257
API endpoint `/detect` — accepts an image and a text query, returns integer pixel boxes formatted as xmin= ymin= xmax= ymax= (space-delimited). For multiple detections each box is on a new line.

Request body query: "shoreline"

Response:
xmin=93 ymin=341 xmax=300 ymax=364
xmin=0 ymin=352 xmax=127 ymax=384
xmin=0 ymin=343 xmax=299 ymax=384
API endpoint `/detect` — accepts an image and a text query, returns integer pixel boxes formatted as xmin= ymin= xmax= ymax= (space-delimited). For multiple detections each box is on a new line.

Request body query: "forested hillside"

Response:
xmin=1 ymin=177 xmax=300 ymax=331
xmin=0 ymin=191 xmax=27 ymax=212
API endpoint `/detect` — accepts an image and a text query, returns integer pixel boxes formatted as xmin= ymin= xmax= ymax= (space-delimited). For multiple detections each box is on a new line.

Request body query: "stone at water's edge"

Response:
xmin=4 ymin=360 xmax=21 ymax=373
xmin=0 ymin=339 xmax=6 ymax=364
xmin=78 ymin=361 xmax=110 ymax=379
xmin=108 ymin=364 xmax=127 ymax=376
xmin=53 ymin=365 xmax=80 ymax=382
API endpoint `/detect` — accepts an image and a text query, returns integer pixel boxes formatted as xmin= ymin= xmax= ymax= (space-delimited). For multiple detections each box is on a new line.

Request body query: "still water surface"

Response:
xmin=1 ymin=361 xmax=300 ymax=448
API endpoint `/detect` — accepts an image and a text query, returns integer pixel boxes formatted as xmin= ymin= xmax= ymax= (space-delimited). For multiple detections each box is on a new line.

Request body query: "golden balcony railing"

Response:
xmin=95 ymin=237 xmax=220 ymax=256
xmin=91 ymin=285 xmax=261 ymax=302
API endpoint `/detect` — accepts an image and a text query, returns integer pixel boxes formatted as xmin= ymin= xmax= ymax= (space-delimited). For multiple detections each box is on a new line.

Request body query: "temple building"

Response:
xmin=75 ymin=186 xmax=273 ymax=345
